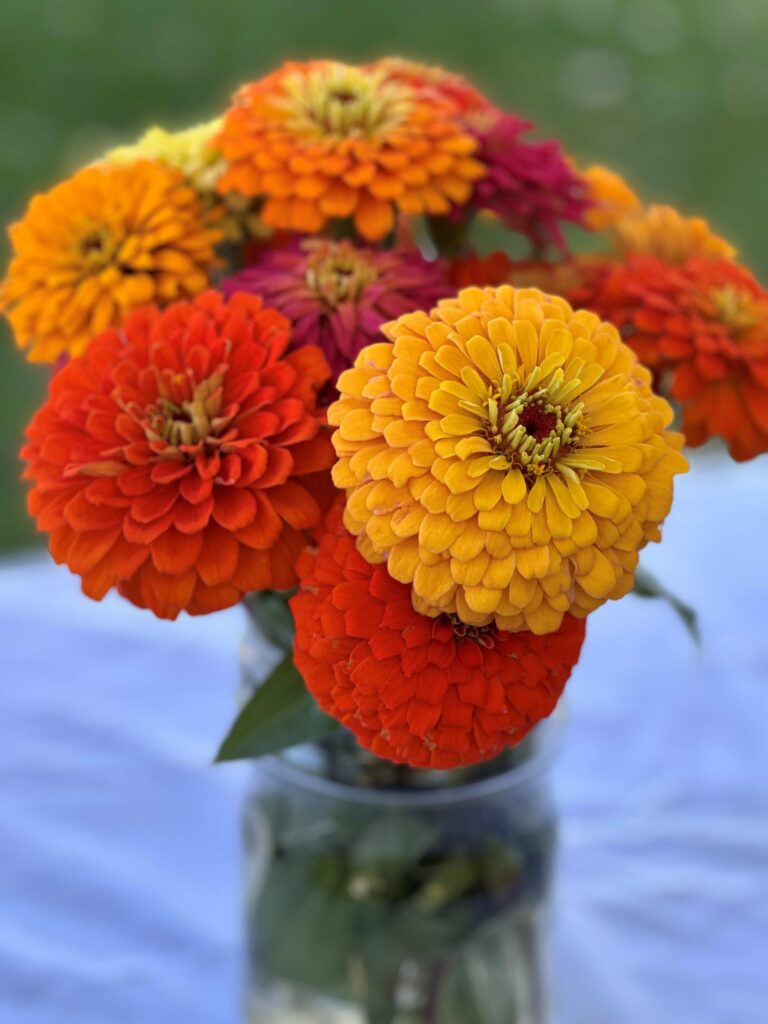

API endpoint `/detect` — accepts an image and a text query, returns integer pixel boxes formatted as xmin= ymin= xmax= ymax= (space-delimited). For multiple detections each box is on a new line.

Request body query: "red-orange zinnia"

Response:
xmin=576 ymin=255 xmax=768 ymax=461
xmin=291 ymin=505 xmax=586 ymax=769
xmin=22 ymin=290 xmax=334 ymax=618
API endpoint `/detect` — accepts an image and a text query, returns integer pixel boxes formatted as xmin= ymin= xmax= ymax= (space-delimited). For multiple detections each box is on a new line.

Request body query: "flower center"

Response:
xmin=304 ymin=240 xmax=378 ymax=305
xmin=128 ymin=366 xmax=238 ymax=459
xmin=284 ymin=64 xmax=413 ymax=139
xmin=78 ymin=227 xmax=113 ymax=268
xmin=463 ymin=373 xmax=585 ymax=478
xmin=709 ymin=285 xmax=761 ymax=335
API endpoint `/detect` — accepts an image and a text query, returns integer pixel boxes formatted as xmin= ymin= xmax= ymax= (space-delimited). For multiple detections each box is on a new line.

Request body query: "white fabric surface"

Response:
xmin=1 ymin=447 xmax=766 ymax=1023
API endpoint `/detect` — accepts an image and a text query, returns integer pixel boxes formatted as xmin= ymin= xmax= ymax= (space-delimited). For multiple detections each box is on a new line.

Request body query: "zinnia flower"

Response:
xmin=291 ymin=504 xmax=586 ymax=768
xmin=221 ymin=239 xmax=451 ymax=380
xmin=1 ymin=161 xmax=224 ymax=362
xmin=580 ymin=164 xmax=641 ymax=231
xmin=578 ymin=255 xmax=768 ymax=461
xmin=609 ymin=204 xmax=736 ymax=263
xmin=21 ymin=291 xmax=334 ymax=619
xmin=215 ymin=60 xmax=485 ymax=241
xmin=330 ymin=285 xmax=687 ymax=634
xmin=468 ymin=110 xmax=588 ymax=249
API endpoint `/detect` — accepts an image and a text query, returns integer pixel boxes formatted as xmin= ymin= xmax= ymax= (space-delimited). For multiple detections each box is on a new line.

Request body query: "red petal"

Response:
xmin=198 ymin=524 xmax=240 ymax=586
xmin=235 ymin=493 xmax=283 ymax=550
xmin=286 ymin=432 xmax=334 ymax=475
xmin=131 ymin=484 xmax=178 ymax=523
xmin=268 ymin=481 xmax=321 ymax=529
xmin=150 ymin=527 xmax=203 ymax=574
xmin=63 ymin=491 xmax=125 ymax=531
xmin=174 ymin=496 xmax=214 ymax=534
xmin=179 ymin=472 xmax=214 ymax=504
xmin=212 ymin=487 xmax=257 ymax=530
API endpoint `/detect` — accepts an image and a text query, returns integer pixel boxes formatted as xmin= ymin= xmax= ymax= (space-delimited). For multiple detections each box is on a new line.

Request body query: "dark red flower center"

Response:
xmin=518 ymin=403 xmax=559 ymax=441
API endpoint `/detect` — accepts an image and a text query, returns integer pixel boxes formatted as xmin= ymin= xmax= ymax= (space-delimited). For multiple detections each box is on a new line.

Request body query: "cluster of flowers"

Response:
xmin=452 ymin=166 xmax=768 ymax=462
xmin=3 ymin=58 xmax=758 ymax=770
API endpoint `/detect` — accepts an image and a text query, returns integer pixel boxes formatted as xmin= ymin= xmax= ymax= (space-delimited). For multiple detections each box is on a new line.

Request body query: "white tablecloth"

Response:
xmin=1 ymin=448 xmax=767 ymax=1023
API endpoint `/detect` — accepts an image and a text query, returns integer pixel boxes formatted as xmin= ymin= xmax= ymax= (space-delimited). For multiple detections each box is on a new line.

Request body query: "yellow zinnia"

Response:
xmin=330 ymin=285 xmax=688 ymax=635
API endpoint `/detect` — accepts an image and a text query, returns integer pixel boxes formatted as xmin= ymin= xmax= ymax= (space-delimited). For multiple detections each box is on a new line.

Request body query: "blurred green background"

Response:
xmin=1 ymin=0 xmax=767 ymax=550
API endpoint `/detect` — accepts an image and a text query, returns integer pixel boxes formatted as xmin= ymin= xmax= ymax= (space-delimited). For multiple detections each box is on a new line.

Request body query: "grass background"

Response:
xmin=1 ymin=0 xmax=767 ymax=550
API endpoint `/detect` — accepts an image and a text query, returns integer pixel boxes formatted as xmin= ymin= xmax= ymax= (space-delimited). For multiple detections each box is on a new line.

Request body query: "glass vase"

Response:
xmin=241 ymin=615 xmax=561 ymax=1024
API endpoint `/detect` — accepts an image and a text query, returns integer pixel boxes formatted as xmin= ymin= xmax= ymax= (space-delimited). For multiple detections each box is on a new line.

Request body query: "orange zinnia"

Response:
xmin=291 ymin=504 xmax=586 ymax=769
xmin=577 ymin=255 xmax=768 ymax=461
xmin=216 ymin=60 xmax=485 ymax=242
xmin=22 ymin=291 xmax=334 ymax=618
xmin=1 ymin=160 xmax=224 ymax=363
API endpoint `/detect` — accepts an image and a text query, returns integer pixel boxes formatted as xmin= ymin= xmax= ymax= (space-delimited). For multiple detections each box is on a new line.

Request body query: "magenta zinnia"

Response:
xmin=468 ymin=110 xmax=588 ymax=250
xmin=222 ymin=240 xmax=451 ymax=379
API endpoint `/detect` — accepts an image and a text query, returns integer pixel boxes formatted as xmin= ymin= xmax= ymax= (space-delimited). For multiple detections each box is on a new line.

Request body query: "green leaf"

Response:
xmin=214 ymin=656 xmax=335 ymax=762
xmin=633 ymin=566 xmax=700 ymax=644
xmin=252 ymin=857 xmax=357 ymax=997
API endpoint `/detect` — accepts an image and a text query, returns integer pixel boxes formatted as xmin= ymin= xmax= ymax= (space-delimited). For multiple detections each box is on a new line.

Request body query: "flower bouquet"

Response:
xmin=3 ymin=58 xmax=764 ymax=1023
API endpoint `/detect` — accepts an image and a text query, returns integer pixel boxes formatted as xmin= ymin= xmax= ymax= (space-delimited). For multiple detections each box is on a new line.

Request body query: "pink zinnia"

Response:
xmin=469 ymin=110 xmax=588 ymax=251
xmin=221 ymin=240 xmax=451 ymax=380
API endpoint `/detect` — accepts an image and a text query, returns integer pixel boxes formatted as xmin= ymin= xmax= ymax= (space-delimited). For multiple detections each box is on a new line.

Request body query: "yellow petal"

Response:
xmin=548 ymin=474 xmax=581 ymax=518
xmin=501 ymin=468 xmax=527 ymax=504
xmin=571 ymin=511 xmax=599 ymax=548
xmin=527 ymin=476 xmax=547 ymax=513
xmin=482 ymin=556 xmax=516 ymax=590
xmin=338 ymin=408 xmax=377 ymax=441
xmin=515 ymin=545 xmax=551 ymax=579
xmin=455 ymin=436 xmax=491 ymax=459
xmin=441 ymin=413 xmax=481 ymax=436
xmin=413 ymin=559 xmax=456 ymax=602
xmin=419 ymin=513 xmax=463 ymax=553
xmin=478 ymin=504 xmax=512 ymax=531
xmin=466 ymin=334 xmax=502 ymax=381
xmin=506 ymin=503 xmax=532 ymax=537
xmin=384 ymin=420 xmax=424 ymax=447
xmin=450 ymin=527 xmax=487 ymax=561
xmin=463 ymin=585 xmax=502 ymax=615
xmin=578 ymin=548 xmax=617 ymax=598
xmin=545 ymin=486 xmax=573 ymax=539
xmin=524 ymin=601 xmax=565 ymax=635
xmin=473 ymin=471 xmax=504 ymax=512
xmin=582 ymin=481 xmax=620 ymax=519
xmin=444 ymin=460 xmax=479 ymax=494
xmin=451 ymin=553 xmax=491 ymax=586
xmin=387 ymin=539 xmax=421 ymax=583
xmin=446 ymin=490 xmax=478 ymax=522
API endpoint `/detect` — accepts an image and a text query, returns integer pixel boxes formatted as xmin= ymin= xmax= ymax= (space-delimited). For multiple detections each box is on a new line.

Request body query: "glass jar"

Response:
xmin=243 ymin=715 xmax=561 ymax=1024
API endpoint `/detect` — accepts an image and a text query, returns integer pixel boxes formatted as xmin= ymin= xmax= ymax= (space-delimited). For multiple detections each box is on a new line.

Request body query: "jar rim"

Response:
xmin=256 ymin=704 xmax=567 ymax=807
